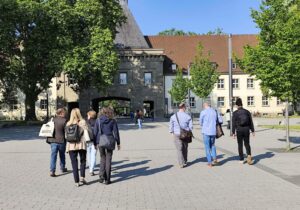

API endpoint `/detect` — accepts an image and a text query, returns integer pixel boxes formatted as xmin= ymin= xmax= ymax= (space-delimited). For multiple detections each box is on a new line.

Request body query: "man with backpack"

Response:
xmin=232 ymin=98 xmax=255 ymax=165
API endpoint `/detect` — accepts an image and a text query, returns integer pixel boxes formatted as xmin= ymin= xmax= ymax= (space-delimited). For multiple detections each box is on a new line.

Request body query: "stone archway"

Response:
xmin=92 ymin=96 xmax=131 ymax=118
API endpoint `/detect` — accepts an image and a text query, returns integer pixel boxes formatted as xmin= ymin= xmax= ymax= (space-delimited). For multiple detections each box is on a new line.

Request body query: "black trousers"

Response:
xmin=236 ymin=127 xmax=251 ymax=160
xmin=69 ymin=150 xmax=86 ymax=183
xmin=99 ymin=146 xmax=113 ymax=182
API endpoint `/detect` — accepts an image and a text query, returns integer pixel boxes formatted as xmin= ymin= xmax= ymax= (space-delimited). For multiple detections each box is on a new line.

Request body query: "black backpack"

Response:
xmin=65 ymin=124 xmax=81 ymax=143
xmin=238 ymin=110 xmax=250 ymax=127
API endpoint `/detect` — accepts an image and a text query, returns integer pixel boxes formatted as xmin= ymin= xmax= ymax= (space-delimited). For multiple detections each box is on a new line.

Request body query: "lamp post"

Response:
xmin=187 ymin=64 xmax=192 ymax=118
xmin=228 ymin=34 xmax=233 ymax=136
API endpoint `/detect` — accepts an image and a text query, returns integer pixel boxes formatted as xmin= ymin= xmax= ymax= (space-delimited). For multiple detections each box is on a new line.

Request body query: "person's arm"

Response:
xmin=232 ymin=112 xmax=237 ymax=136
xmin=199 ymin=112 xmax=204 ymax=127
xmin=93 ymin=119 xmax=99 ymax=146
xmin=249 ymin=111 xmax=255 ymax=133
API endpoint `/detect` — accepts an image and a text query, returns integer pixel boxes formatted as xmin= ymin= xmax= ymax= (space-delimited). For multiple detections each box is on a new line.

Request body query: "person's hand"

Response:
xmin=252 ymin=132 xmax=255 ymax=137
xmin=233 ymin=134 xmax=236 ymax=139
xmin=117 ymin=145 xmax=121 ymax=150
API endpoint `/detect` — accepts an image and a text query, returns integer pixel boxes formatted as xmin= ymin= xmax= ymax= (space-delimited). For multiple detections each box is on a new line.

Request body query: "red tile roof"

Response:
xmin=145 ymin=35 xmax=258 ymax=74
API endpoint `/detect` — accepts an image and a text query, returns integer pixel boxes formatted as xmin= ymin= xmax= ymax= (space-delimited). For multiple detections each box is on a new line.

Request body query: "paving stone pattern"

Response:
xmin=0 ymin=120 xmax=300 ymax=210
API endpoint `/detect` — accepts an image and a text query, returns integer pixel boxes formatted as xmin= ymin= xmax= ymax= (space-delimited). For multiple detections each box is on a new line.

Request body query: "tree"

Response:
xmin=206 ymin=27 xmax=225 ymax=35
xmin=238 ymin=0 xmax=300 ymax=149
xmin=62 ymin=0 xmax=126 ymax=90
xmin=158 ymin=28 xmax=198 ymax=36
xmin=169 ymin=70 xmax=189 ymax=103
xmin=0 ymin=0 xmax=125 ymax=120
xmin=189 ymin=44 xmax=219 ymax=99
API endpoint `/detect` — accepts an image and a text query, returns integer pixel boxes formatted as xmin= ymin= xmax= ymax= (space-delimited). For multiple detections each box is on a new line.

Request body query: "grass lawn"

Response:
xmin=259 ymin=125 xmax=300 ymax=132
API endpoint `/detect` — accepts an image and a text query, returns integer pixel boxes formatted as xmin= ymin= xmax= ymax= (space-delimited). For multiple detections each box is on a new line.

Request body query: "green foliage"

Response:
xmin=190 ymin=44 xmax=219 ymax=98
xmin=158 ymin=28 xmax=198 ymax=36
xmin=169 ymin=70 xmax=189 ymax=102
xmin=0 ymin=0 xmax=126 ymax=120
xmin=239 ymin=0 xmax=300 ymax=103
xmin=206 ymin=27 xmax=225 ymax=35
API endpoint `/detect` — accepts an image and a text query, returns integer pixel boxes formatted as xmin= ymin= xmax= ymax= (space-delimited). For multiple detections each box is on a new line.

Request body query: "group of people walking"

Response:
xmin=169 ymin=98 xmax=255 ymax=168
xmin=47 ymin=107 xmax=120 ymax=187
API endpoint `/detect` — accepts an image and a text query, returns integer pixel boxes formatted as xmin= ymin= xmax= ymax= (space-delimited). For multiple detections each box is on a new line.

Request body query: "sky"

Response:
xmin=128 ymin=0 xmax=262 ymax=35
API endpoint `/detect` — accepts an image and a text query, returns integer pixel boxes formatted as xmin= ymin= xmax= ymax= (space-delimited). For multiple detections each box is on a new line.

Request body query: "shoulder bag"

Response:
xmin=39 ymin=118 xmax=55 ymax=137
xmin=98 ymin=120 xmax=116 ymax=150
xmin=175 ymin=113 xmax=193 ymax=143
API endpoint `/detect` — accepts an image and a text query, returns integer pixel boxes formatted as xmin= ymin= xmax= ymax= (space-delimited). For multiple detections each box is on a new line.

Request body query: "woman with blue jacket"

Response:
xmin=94 ymin=107 xmax=120 ymax=185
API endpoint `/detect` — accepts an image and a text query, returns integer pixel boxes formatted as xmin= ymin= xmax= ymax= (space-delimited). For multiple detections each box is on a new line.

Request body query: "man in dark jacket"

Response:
xmin=232 ymin=98 xmax=255 ymax=165
xmin=47 ymin=108 xmax=67 ymax=177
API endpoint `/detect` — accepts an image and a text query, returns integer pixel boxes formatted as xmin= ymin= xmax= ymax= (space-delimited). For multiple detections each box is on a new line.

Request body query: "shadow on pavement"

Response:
xmin=188 ymin=154 xmax=225 ymax=167
xmin=278 ymin=137 xmax=300 ymax=144
xmin=111 ymin=164 xmax=173 ymax=183
xmin=112 ymin=160 xmax=151 ymax=171
xmin=252 ymin=152 xmax=275 ymax=164
xmin=0 ymin=126 xmax=41 ymax=142
xmin=215 ymin=154 xmax=238 ymax=166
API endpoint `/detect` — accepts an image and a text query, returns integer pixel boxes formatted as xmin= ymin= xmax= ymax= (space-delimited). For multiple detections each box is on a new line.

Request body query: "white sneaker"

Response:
xmin=239 ymin=160 xmax=245 ymax=164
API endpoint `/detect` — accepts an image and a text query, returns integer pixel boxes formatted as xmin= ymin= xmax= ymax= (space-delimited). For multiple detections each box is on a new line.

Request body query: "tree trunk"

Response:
xmin=25 ymin=92 xmax=38 ymax=121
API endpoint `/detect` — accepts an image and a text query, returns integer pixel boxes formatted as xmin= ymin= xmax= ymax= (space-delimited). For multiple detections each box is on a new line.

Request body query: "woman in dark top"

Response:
xmin=94 ymin=107 xmax=120 ymax=185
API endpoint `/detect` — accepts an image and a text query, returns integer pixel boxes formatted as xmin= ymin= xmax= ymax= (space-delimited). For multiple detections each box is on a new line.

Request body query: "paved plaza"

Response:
xmin=1 ymin=118 xmax=300 ymax=210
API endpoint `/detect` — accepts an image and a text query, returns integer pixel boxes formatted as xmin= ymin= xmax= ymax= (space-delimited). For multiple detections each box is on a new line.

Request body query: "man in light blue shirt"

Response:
xmin=199 ymin=102 xmax=223 ymax=167
xmin=169 ymin=102 xmax=193 ymax=168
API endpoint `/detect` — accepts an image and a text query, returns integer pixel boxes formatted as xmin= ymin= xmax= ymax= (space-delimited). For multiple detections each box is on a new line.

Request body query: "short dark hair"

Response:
xmin=236 ymin=98 xmax=243 ymax=106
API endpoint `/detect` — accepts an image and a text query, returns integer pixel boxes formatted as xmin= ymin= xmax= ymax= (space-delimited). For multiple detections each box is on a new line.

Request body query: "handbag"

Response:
xmin=39 ymin=118 xmax=55 ymax=137
xmin=175 ymin=113 xmax=193 ymax=143
xmin=215 ymin=110 xmax=224 ymax=139
xmin=83 ymin=129 xmax=91 ymax=142
xmin=98 ymin=119 xmax=116 ymax=150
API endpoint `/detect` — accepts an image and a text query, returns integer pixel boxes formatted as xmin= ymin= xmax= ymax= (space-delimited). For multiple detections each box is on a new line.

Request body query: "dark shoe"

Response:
xmin=61 ymin=168 xmax=68 ymax=173
xmin=49 ymin=172 xmax=56 ymax=177
xmin=104 ymin=180 xmax=111 ymax=185
xmin=99 ymin=177 xmax=104 ymax=183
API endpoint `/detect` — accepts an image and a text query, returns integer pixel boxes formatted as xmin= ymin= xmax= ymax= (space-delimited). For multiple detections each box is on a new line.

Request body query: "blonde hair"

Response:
xmin=67 ymin=108 xmax=83 ymax=126
xmin=87 ymin=110 xmax=97 ymax=119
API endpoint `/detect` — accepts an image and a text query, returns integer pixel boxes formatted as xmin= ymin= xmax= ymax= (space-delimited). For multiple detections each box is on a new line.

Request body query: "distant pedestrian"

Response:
xmin=232 ymin=98 xmax=255 ymax=165
xmin=86 ymin=110 xmax=97 ymax=176
xmin=225 ymin=109 xmax=231 ymax=130
xmin=169 ymin=102 xmax=193 ymax=168
xmin=94 ymin=107 xmax=120 ymax=185
xmin=66 ymin=108 xmax=89 ymax=187
xmin=47 ymin=108 xmax=67 ymax=177
xmin=199 ymin=102 xmax=223 ymax=167
xmin=136 ymin=110 xmax=143 ymax=129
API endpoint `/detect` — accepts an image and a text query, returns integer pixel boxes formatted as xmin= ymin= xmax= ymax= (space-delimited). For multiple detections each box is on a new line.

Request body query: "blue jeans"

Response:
xmin=86 ymin=142 xmax=97 ymax=173
xmin=203 ymin=135 xmax=217 ymax=164
xmin=137 ymin=119 xmax=142 ymax=129
xmin=50 ymin=143 xmax=66 ymax=172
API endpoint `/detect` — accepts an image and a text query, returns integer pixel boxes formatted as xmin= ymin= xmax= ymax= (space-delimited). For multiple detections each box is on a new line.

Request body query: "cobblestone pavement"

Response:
xmin=0 ymin=119 xmax=300 ymax=210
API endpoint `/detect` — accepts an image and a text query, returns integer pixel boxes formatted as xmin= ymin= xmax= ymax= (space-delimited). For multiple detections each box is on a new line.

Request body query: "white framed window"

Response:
xmin=119 ymin=73 xmax=127 ymax=85
xmin=277 ymin=98 xmax=284 ymax=106
xmin=40 ymin=99 xmax=48 ymax=110
xmin=232 ymin=63 xmax=237 ymax=69
xmin=144 ymin=72 xmax=152 ymax=85
xmin=247 ymin=78 xmax=254 ymax=89
xmin=171 ymin=98 xmax=180 ymax=108
xmin=247 ymin=96 xmax=255 ymax=106
xmin=262 ymin=96 xmax=269 ymax=106
xmin=189 ymin=97 xmax=195 ymax=108
xmin=232 ymin=79 xmax=239 ymax=89
xmin=217 ymin=79 xmax=224 ymax=89
xmin=211 ymin=62 xmax=218 ymax=69
xmin=68 ymin=75 xmax=76 ymax=86
xmin=217 ymin=97 xmax=225 ymax=107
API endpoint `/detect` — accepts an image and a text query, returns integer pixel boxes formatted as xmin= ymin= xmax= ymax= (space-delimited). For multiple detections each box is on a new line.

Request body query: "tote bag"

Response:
xmin=39 ymin=118 xmax=55 ymax=137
